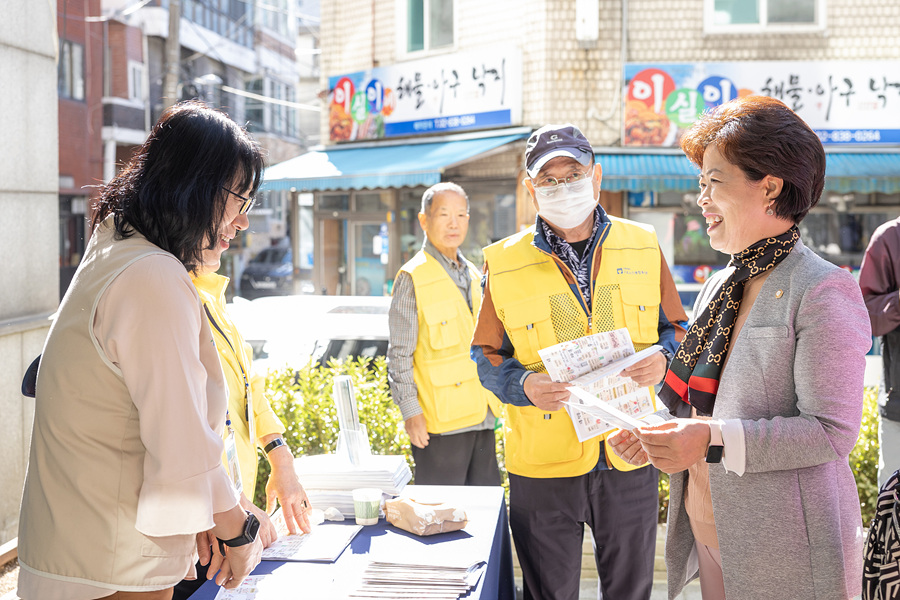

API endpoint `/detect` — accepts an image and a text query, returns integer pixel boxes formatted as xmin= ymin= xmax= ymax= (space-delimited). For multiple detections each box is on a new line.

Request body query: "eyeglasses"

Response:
xmin=529 ymin=168 xmax=593 ymax=198
xmin=221 ymin=186 xmax=256 ymax=214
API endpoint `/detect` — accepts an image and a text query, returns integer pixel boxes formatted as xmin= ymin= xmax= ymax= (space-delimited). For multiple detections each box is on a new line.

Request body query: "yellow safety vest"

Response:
xmin=400 ymin=251 xmax=502 ymax=434
xmin=483 ymin=217 xmax=661 ymax=478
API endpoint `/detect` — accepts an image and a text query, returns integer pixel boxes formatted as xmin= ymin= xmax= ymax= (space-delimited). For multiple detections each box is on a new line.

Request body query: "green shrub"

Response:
xmin=254 ymin=360 xmax=879 ymax=527
xmin=851 ymin=386 xmax=881 ymax=525
xmin=253 ymin=356 xmax=409 ymax=507
xmin=255 ymin=356 xmax=508 ymax=507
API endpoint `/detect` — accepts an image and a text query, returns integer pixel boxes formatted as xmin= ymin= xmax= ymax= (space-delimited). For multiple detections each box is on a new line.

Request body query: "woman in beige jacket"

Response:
xmin=17 ymin=101 xmax=265 ymax=600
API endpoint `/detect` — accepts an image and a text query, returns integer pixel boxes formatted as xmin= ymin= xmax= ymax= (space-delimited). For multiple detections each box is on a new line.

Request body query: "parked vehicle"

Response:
xmin=239 ymin=247 xmax=314 ymax=299
xmin=228 ymin=294 xmax=391 ymax=373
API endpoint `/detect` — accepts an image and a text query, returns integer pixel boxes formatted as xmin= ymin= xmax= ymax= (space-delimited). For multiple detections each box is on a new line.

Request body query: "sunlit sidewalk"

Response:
xmin=512 ymin=524 xmax=702 ymax=600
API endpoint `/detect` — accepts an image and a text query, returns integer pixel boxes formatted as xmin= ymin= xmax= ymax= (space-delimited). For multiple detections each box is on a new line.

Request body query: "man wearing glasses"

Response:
xmin=472 ymin=124 xmax=687 ymax=600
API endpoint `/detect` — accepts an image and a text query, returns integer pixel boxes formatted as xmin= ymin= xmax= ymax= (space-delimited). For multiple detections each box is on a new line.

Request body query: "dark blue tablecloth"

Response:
xmin=190 ymin=485 xmax=515 ymax=600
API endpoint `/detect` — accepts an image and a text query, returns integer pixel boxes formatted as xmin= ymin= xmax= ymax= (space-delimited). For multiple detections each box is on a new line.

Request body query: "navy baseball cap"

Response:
xmin=525 ymin=124 xmax=594 ymax=178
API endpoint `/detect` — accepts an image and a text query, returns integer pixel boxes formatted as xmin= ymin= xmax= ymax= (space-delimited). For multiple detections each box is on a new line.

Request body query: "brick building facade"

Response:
xmin=264 ymin=0 xmax=900 ymax=296
xmin=58 ymin=0 xmax=104 ymax=292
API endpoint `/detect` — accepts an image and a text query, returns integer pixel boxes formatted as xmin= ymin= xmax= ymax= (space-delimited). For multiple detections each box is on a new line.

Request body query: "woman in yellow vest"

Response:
xmin=472 ymin=124 xmax=688 ymax=600
xmin=172 ymin=251 xmax=312 ymax=600
xmin=18 ymin=102 xmax=263 ymax=599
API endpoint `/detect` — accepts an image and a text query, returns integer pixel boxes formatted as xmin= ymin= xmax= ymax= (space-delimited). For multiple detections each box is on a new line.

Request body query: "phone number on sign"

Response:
xmin=816 ymin=129 xmax=882 ymax=143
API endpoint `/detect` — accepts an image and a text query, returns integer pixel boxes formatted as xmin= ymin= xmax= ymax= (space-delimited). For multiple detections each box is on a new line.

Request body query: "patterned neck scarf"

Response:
xmin=659 ymin=226 xmax=800 ymax=416
xmin=540 ymin=207 xmax=602 ymax=311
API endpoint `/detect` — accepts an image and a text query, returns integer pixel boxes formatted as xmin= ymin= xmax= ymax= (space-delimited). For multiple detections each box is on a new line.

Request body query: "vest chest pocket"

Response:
xmin=502 ymin=297 xmax=555 ymax=366
xmin=422 ymin=299 xmax=462 ymax=351
xmin=511 ymin=405 xmax=583 ymax=465
xmin=426 ymin=355 xmax=485 ymax=423
xmin=616 ymin=283 xmax=660 ymax=343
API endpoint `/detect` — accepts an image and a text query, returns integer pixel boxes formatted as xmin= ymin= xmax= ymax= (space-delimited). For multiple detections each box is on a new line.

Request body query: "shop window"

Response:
xmin=245 ymin=78 xmax=264 ymax=131
xmin=245 ymin=78 xmax=298 ymax=138
xmin=259 ymin=0 xmax=292 ymax=39
xmin=493 ymin=194 xmax=516 ymax=242
xmin=628 ymin=191 xmax=693 ymax=208
xmin=320 ymin=194 xmax=350 ymax=212
xmin=398 ymin=189 xmax=425 ymax=263
xmin=705 ymin=0 xmax=823 ymax=32
xmin=355 ymin=192 xmax=393 ymax=213
xmin=128 ymin=61 xmax=144 ymax=102
xmin=405 ymin=0 xmax=454 ymax=53
xmin=58 ymin=40 xmax=85 ymax=101
xmin=800 ymin=209 xmax=893 ymax=267
xmin=183 ymin=0 xmax=253 ymax=47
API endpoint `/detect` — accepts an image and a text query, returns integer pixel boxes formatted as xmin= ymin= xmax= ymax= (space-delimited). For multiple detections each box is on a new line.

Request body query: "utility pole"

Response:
xmin=162 ymin=0 xmax=181 ymax=109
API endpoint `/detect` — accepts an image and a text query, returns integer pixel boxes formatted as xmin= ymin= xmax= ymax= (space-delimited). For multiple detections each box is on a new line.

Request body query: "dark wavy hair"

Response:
xmin=92 ymin=100 xmax=265 ymax=273
xmin=680 ymin=95 xmax=825 ymax=223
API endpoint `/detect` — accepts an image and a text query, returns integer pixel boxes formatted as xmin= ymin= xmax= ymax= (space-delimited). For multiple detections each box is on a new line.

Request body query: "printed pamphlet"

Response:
xmin=537 ymin=328 xmax=661 ymax=441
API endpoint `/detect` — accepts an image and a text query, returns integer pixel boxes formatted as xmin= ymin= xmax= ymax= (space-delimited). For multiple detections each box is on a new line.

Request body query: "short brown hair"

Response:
xmin=680 ymin=95 xmax=825 ymax=223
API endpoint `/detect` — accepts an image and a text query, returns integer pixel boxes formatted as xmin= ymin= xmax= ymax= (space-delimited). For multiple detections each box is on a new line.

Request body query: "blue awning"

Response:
xmin=823 ymin=152 xmax=900 ymax=194
xmin=597 ymin=151 xmax=900 ymax=194
xmin=262 ymin=132 xmax=529 ymax=192
xmin=596 ymin=154 xmax=699 ymax=192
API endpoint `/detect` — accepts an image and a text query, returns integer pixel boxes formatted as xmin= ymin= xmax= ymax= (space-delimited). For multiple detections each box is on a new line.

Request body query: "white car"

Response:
xmin=227 ymin=295 xmax=391 ymax=373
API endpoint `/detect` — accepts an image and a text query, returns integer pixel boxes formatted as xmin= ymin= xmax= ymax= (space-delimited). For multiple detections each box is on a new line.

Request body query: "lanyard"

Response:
xmin=203 ymin=303 xmax=255 ymax=443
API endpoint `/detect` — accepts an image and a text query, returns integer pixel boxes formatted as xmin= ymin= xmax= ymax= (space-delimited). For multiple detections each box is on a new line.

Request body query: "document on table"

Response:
xmin=348 ymin=559 xmax=486 ymax=599
xmin=261 ymin=508 xmax=362 ymax=562
xmin=537 ymin=329 xmax=661 ymax=441
xmin=212 ymin=567 xmax=335 ymax=600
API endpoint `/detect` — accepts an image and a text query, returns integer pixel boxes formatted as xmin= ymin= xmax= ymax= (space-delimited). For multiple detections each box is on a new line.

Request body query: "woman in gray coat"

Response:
xmin=609 ymin=95 xmax=870 ymax=600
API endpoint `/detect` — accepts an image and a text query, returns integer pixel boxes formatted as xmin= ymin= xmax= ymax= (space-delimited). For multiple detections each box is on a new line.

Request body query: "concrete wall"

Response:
xmin=0 ymin=1 xmax=59 ymax=544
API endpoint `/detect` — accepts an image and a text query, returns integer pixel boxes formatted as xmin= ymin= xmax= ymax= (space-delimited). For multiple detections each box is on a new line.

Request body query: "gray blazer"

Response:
xmin=666 ymin=240 xmax=871 ymax=600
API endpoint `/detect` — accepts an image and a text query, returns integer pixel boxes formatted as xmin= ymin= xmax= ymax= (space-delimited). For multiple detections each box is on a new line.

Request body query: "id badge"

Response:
xmin=224 ymin=429 xmax=243 ymax=494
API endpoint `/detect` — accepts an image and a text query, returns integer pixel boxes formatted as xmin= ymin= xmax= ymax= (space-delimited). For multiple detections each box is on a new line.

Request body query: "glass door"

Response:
xmin=349 ymin=221 xmax=390 ymax=296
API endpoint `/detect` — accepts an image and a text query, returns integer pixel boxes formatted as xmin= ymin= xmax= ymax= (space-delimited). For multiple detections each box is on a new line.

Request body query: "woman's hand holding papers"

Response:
xmin=523 ymin=372 xmax=571 ymax=411
xmin=631 ymin=419 xmax=711 ymax=474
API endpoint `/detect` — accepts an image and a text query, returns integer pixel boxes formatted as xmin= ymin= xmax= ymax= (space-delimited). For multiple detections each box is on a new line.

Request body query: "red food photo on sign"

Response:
xmin=627 ymin=68 xmax=676 ymax=114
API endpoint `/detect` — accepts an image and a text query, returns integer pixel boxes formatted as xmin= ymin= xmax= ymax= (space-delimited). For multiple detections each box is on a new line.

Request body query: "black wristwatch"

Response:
xmin=705 ymin=422 xmax=724 ymax=464
xmin=217 ymin=511 xmax=260 ymax=555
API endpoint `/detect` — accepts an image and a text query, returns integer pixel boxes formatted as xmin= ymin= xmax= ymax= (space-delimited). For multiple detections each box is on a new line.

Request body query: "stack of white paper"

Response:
xmin=295 ymin=453 xmax=412 ymax=513
xmin=302 ymin=490 xmax=358 ymax=517
xmin=349 ymin=560 xmax=486 ymax=599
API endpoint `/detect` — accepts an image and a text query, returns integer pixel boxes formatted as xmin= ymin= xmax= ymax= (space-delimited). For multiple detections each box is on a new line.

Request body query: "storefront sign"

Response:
xmin=328 ymin=48 xmax=522 ymax=142
xmin=624 ymin=61 xmax=900 ymax=146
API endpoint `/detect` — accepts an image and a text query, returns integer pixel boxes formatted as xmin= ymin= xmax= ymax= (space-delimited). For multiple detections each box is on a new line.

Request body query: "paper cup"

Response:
xmin=352 ymin=488 xmax=382 ymax=526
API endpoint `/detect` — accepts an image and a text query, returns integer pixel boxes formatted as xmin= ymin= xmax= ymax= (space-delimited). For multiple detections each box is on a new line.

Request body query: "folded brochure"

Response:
xmin=537 ymin=329 xmax=661 ymax=441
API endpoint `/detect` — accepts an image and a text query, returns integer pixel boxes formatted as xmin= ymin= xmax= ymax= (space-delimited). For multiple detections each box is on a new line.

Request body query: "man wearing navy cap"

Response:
xmin=472 ymin=124 xmax=688 ymax=600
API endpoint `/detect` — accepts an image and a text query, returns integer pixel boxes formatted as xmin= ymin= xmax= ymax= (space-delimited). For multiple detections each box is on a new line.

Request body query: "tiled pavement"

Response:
xmin=512 ymin=524 xmax=702 ymax=600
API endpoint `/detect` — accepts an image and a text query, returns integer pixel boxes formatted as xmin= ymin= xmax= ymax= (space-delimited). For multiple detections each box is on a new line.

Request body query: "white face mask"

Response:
xmin=535 ymin=179 xmax=598 ymax=230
